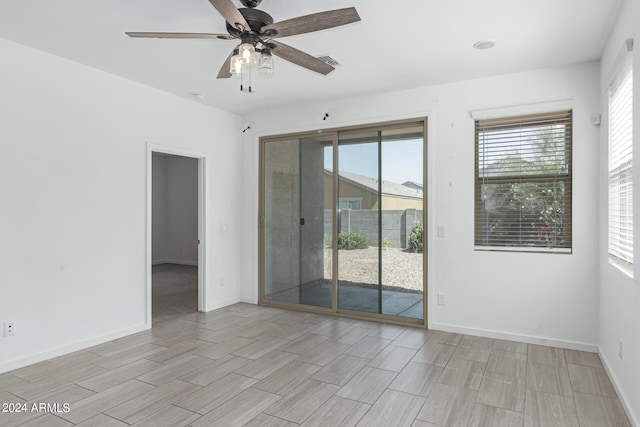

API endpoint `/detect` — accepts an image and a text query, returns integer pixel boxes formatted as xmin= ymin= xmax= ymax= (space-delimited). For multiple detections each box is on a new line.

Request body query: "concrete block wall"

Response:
xmin=324 ymin=209 xmax=424 ymax=248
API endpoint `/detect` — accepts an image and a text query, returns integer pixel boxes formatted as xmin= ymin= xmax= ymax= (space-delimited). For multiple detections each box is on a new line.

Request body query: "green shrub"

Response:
xmin=338 ymin=232 xmax=369 ymax=250
xmin=382 ymin=237 xmax=392 ymax=249
xmin=408 ymin=221 xmax=423 ymax=253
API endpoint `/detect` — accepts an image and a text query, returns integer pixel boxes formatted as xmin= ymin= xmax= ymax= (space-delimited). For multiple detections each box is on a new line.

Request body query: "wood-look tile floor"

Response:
xmin=0 ymin=303 xmax=632 ymax=427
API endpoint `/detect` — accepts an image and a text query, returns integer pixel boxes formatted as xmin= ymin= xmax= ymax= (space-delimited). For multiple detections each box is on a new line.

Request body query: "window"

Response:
xmin=338 ymin=198 xmax=362 ymax=210
xmin=475 ymin=110 xmax=572 ymax=251
xmin=608 ymin=49 xmax=633 ymax=271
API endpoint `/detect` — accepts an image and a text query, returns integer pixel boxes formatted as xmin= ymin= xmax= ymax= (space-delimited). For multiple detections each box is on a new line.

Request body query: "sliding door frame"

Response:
xmin=258 ymin=118 xmax=428 ymax=328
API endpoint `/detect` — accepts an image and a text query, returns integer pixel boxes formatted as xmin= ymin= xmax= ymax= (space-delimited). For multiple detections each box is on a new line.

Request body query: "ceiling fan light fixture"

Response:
xmin=230 ymin=50 xmax=243 ymax=74
xmin=126 ymin=2 xmax=362 ymax=92
xmin=239 ymin=42 xmax=256 ymax=64
xmin=258 ymin=51 xmax=274 ymax=76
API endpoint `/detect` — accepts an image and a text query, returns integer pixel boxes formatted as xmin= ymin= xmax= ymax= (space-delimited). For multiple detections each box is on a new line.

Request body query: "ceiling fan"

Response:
xmin=126 ymin=0 xmax=361 ymax=91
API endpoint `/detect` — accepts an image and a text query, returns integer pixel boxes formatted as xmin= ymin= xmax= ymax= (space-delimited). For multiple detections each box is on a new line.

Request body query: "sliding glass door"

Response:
xmin=337 ymin=123 xmax=425 ymax=319
xmin=260 ymin=119 xmax=426 ymax=324
xmin=336 ymin=130 xmax=380 ymax=314
xmin=262 ymin=135 xmax=334 ymax=308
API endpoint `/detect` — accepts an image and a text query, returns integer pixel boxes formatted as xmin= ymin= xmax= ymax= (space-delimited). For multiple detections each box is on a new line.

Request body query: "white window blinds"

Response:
xmin=475 ymin=110 xmax=572 ymax=251
xmin=608 ymin=48 xmax=633 ymax=269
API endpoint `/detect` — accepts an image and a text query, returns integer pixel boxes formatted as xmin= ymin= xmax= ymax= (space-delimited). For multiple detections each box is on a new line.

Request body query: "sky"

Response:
xmin=323 ymin=138 xmax=424 ymax=185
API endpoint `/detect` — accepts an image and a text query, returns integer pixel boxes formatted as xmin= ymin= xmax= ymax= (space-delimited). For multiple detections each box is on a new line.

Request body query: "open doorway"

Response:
xmin=147 ymin=146 xmax=207 ymax=325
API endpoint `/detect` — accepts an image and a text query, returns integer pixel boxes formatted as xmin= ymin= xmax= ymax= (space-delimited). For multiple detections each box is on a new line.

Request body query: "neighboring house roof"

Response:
xmin=402 ymin=181 xmax=423 ymax=191
xmin=326 ymin=169 xmax=423 ymax=199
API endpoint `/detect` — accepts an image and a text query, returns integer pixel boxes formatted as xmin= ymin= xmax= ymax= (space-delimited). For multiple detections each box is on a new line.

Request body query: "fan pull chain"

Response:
xmin=239 ymin=62 xmax=253 ymax=93
xmin=240 ymin=63 xmax=244 ymax=92
xmin=240 ymin=62 xmax=245 ymax=92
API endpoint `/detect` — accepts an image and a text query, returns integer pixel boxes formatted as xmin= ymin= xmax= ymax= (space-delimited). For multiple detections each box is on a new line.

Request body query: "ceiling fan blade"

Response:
xmin=207 ymin=0 xmax=250 ymax=32
xmin=261 ymin=7 xmax=360 ymax=38
xmin=126 ymin=32 xmax=234 ymax=40
xmin=270 ymin=41 xmax=334 ymax=75
xmin=217 ymin=50 xmax=234 ymax=79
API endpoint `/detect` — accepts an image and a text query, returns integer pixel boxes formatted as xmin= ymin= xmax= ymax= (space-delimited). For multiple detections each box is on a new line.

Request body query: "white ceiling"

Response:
xmin=0 ymin=0 xmax=622 ymax=115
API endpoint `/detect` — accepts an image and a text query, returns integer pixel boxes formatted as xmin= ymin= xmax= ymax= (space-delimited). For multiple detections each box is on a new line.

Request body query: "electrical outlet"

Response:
xmin=220 ymin=278 xmax=225 ymax=288
xmin=437 ymin=225 xmax=446 ymax=237
xmin=618 ymin=339 xmax=623 ymax=359
xmin=4 ymin=321 xmax=15 ymax=337
xmin=437 ymin=293 xmax=446 ymax=305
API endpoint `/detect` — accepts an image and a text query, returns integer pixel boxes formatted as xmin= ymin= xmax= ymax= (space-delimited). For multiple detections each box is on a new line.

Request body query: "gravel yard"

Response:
xmin=324 ymin=247 xmax=424 ymax=292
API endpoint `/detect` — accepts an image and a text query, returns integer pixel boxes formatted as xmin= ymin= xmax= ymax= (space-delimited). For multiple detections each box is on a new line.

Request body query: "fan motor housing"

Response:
xmin=240 ymin=0 xmax=262 ymax=7
xmin=226 ymin=8 xmax=273 ymax=36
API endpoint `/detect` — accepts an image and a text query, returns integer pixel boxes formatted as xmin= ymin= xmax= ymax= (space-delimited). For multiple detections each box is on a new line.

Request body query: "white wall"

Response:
xmin=0 ymin=37 xmax=243 ymax=372
xmin=152 ymin=154 xmax=199 ymax=265
xmin=599 ymin=0 xmax=640 ymax=424
xmin=241 ymin=61 xmax=601 ymax=350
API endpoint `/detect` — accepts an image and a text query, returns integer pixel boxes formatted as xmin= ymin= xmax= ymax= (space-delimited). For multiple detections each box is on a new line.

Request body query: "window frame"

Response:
xmin=473 ymin=109 xmax=573 ymax=253
xmin=338 ymin=197 xmax=363 ymax=210
xmin=607 ymin=45 xmax=633 ymax=274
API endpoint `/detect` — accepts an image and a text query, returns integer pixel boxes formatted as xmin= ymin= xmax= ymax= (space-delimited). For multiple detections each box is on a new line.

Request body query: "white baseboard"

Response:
xmin=0 ymin=298 xmax=250 ymax=374
xmin=431 ymin=322 xmax=598 ymax=352
xmin=152 ymin=259 xmax=198 ymax=266
xmin=599 ymin=348 xmax=639 ymax=427
xmin=0 ymin=323 xmax=150 ymax=374
xmin=240 ymin=297 xmax=259 ymax=304
xmin=205 ymin=297 xmax=243 ymax=312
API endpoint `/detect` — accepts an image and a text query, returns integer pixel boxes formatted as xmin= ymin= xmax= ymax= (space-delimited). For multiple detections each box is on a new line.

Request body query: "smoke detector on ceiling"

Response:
xmin=473 ymin=39 xmax=496 ymax=50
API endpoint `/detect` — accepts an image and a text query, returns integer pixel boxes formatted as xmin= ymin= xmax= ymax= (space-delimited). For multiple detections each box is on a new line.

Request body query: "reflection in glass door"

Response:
xmin=261 ymin=119 xmax=425 ymax=324
xmin=262 ymin=135 xmax=333 ymax=308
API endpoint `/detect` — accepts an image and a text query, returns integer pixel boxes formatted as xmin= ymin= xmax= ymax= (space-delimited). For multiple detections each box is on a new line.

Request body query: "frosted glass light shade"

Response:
xmin=258 ymin=52 xmax=273 ymax=76
xmin=230 ymin=54 xmax=243 ymax=74
xmin=239 ymin=43 xmax=255 ymax=64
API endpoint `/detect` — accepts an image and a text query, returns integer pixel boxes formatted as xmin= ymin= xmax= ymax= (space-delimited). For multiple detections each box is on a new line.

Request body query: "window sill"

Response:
xmin=608 ymin=257 xmax=633 ymax=278
xmin=475 ymin=246 xmax=572 ymax=254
